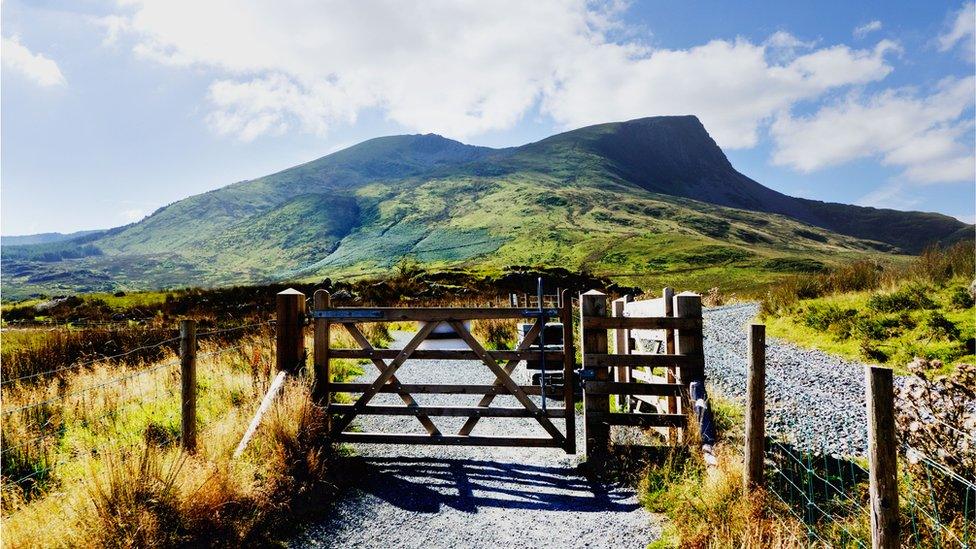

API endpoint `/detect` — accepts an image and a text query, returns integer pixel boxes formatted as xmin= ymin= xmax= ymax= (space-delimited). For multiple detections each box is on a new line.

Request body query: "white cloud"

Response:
xmin=939 ymin=2 xmax=975 ymax=61
xmin=107 ymin=1 xmax=897 ymax=147
xmin=854 ymin=20 xmax=883 ymax=39
xmin=857 ymin=182 xmax=921 ymax=210
xmin=1 ymin=35 xmax=66 ymax=87
xmin=120 ymin=208 xmax=147 ymax=222
xmin=771 ymin=76 xmax=976 ymax=184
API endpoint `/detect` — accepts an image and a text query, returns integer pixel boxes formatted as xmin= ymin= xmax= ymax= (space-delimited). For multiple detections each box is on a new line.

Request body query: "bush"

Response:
xmin=924 ymin=311 xmax=961 ymax=340
xmin=949 ymin=285 xmax=975 ymax=309
xmin=867 ymin=283 xmax=936 ymax=313
xmin=800 ymin=303 xmax=856 ymax=331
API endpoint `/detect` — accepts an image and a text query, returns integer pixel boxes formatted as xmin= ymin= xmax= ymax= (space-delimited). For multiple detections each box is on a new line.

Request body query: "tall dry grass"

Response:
xmin=761 ymin=242 xmax=975 ymax=317
xmin=0 ymin=323 xmax=381 ymax=547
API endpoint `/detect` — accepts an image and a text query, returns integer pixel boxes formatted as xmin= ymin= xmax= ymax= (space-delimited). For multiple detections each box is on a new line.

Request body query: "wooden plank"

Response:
xmin=583 ymin=354 xmax=695 ymax=368
xmin=457 ymin=319 xmax=544 ymax=435
xmin=311 ymin=307 xmax=561 ymax=322
xmin=589 ymin=412 xmax=687 ymax=427
xmin=335 ymin=432 xmax=563 ymax=448
xmin=560 ymin=288 xmax=576 ymax=455
xmin=329 ymin=321 xmax=439 ymax=436
xmin=449 ymin=320 xmax=566 ymax=444
xmin=663 ymin=287 xmax=678 ymax=442
xmin=583 ymin=381 xmax=683 ymax=396
xmin=582 ymin=316 xmax=701 ymax=330
xmin=330 ymin=382 xmax=545 ymax=395
xmin=343 ymin=323 xmax=440 ymax=436
xmin=329 ymin=349 xmax=564 ymax=361
xmin=329 ymin=404 xmax=570 ymax=418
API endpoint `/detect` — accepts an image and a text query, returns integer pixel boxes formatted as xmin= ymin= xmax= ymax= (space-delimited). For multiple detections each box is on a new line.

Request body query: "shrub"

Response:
xmin=924 ymin=311 xmax=961 ymax=340
xmin=800 ymin=303 xmax=856 ymax=331
xmin=867 ymin=283 xmax=936 ymax=313
xmin=949 ymin=285 xmax=975 ymax=309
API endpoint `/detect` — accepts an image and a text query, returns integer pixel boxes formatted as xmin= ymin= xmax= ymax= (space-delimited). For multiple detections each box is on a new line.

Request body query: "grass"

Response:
xmin=761 ymin=243 xmax=974 ymax=374
xmin=0 ymin=323 xmax=386 ymax=547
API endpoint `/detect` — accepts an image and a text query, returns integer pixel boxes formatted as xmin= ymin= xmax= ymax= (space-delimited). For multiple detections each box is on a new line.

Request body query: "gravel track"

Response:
xmin=293 ymin=303 xmax=874 ymax=546
xmin=291 ymin=333 xmax=660 ymax=549
xmin=704 ymin=302 xmax=873 ymax=456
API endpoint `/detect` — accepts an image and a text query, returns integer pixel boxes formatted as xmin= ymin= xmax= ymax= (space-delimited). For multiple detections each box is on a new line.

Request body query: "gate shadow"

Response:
xmin=335 ymin=456 xmax=642 ymax=514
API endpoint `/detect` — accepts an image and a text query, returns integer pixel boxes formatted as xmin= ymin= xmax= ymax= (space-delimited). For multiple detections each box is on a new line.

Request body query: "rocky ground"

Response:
xmin=703 ymin=302 xmax=874 ymax=456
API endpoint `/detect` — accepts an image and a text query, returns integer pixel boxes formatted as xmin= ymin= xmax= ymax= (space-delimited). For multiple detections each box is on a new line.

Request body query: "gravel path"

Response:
xmin=704 ymin=302 xmax=873 ymax=456
xmin=291 ymin=333 xmax=661 ymax=549
xmin=293 ymin=302 xmax=875 ymax=546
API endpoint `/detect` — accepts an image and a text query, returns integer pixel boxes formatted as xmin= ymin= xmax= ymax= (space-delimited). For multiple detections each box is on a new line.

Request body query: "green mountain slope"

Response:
xmin=3 ymin=116 xmax=972 ymax=299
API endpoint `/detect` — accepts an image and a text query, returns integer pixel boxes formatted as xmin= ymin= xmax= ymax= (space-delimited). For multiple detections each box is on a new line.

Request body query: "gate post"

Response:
xmin=744 ymin=324 xmax=766 ymax=493
xmin=867 ymin=366 xmax=899 ymax=549
xmin=560 ymin=288 xmax=576 ymax=454
xmin=581 ymin=290 xmax=609 ymax=463
xmin=180 ymin=319 xmax=197 ymax=452
xmin=276 ymin=288 xmax=306 ymax=373
xmin=312 ymin=290 xmax=331 ymax=412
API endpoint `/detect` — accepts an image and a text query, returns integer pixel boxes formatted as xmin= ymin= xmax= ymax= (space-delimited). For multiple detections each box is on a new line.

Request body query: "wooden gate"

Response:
xmin=579 ymin=289 xmax=704 ymax=460
xmin=310 ymin=289 xmax=576 ymax=453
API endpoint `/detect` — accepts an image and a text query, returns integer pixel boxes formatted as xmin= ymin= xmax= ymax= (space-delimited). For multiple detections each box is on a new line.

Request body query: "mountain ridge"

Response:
xmin=2 ymin=116 xmax=972 ymax=299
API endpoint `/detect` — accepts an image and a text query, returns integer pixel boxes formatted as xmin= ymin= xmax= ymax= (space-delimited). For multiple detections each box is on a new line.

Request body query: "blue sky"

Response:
xmin=2 ymin=0 xmax=974 ymax=235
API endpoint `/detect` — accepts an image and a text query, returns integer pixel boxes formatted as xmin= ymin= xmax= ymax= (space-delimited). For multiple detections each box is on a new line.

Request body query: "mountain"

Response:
xmin=2 ymin=116 xmax=972 ymax=299
xmin=2 ymin=230 xmax=105 ymax=247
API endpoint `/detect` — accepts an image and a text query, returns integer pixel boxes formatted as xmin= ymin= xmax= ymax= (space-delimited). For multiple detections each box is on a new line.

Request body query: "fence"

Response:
xmin=743 ymin=324 xmax=976 ymax=548
xmin=0 ymin=319 xmax=274 ymax=498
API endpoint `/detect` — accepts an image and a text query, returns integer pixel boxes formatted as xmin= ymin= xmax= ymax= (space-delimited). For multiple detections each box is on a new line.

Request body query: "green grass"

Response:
xmin=766 ymin=278 xmax=974 ymax=374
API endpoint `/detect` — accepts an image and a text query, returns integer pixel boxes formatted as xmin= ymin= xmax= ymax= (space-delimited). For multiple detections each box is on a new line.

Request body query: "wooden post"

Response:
xmin=180 ymin=319 xmax=197 ymax=452
xmin=673 ymin=292 xmax=704 ymax=384
xmin=276 ymin=288 xmax=306 ymax=373
xmin=560 ymin=288 xmax=576 ymax=454
xmin=581 ymin=290 xmax=609 ymax=462
xmin=744 ymin=324 xmax=766 ymax=492
xmin=312 ymin=290 xmax=331 ymax=431
xmin=866 ymin=366 xmax=899 ymax=549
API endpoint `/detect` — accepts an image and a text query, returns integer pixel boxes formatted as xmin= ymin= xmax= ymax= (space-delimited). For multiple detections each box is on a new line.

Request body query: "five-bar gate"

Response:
xmin=310 ymin=289 xmax=576 ymax=453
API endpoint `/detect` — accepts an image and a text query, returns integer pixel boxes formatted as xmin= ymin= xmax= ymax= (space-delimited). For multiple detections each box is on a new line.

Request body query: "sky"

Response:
xmin=2 ymin=0 xmax=975 ymax=235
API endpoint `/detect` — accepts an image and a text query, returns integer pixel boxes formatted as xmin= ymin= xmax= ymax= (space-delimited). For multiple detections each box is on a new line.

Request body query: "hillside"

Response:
xmin=2 ymin=116 xmax=972 ymax=299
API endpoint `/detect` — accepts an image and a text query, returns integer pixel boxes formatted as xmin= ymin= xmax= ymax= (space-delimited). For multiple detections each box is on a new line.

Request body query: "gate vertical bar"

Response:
xmin=673 ymin=292 xmax=702 ymax=442
xmin=663 ymin=287 xmax=678 ymax=442
xmin=560 ymin=288 xmax=576 ymax=454
xmin=313 ymin=290 xmax=331 ymax=431
xmin=611 ymin=297 xmax=629 ymax=412
xmin=581 ymin=290 xmax=609 ymax=462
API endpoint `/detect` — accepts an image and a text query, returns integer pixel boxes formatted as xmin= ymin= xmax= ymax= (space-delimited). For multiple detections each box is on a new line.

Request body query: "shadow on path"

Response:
xmin=337 ymin=456 xmax=640 ymax=514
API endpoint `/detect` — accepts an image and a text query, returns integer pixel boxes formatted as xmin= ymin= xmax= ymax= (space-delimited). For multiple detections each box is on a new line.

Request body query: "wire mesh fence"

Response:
xmin=764 ymin=436 xmax=975 ymax=547
xmin=1 ymin=321 xmax=276 ymax=504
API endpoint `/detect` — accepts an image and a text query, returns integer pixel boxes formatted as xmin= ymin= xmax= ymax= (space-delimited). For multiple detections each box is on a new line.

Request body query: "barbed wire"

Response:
xmin=1 ymin=335 xmax=182 ymax=386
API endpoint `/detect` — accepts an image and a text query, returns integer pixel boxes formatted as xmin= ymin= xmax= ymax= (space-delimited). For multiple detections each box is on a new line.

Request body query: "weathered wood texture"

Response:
xmin=673 ymin=293 xmax=704 ymax=383
xmin=312 ymin=290 xmax=330 ymax=405
xmin=276 ymin=288 xmax=306 ymax=373
xmin=744 ymin=323 xmax=766 ymax=492
xmin=866 ymin=366 xmax=899 ymax=549
xmin=560 ymin=288 xmax=577 ymax=454
xmin=581 ymin=290 xmax=610 ymax=462
xmin=180 ymin=319 xmax=197 ymax=452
